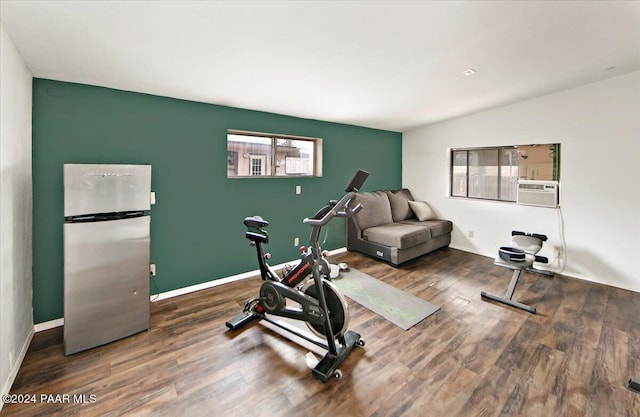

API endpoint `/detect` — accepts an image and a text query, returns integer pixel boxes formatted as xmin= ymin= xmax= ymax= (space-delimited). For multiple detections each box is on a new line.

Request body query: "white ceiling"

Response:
xmin=1 ymin=1 xmax=639 ymax=132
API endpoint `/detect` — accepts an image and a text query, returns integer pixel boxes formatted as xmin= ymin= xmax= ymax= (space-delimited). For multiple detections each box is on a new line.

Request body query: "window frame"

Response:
xmin=227 ymin=130 xmax=323 ymax=178
xmin=449 ymin=144 xmax=560 ymax=203
xmin=449 ymin=145 xmax=519 ymax=203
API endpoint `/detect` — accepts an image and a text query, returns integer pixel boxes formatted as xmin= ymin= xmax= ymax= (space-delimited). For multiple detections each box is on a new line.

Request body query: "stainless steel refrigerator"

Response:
xmin=63 ymin=163 xmax=152 ymax=355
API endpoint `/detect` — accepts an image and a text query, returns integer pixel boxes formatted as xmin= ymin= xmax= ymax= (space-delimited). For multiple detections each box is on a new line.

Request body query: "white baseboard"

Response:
xmin=33 ymin=318 xmax=64 ymax=332
xmin=152 ymin=247 xmax=347 ymax=301
xmin=33 ymin=247 xmax=349 ymax=331
xmin=0 ymin=327 xmax=34 ymax=412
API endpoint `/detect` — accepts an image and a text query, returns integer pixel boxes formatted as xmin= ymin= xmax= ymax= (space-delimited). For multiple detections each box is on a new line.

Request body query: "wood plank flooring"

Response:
xmin=3 ymin=248 xmax=639 ymax=416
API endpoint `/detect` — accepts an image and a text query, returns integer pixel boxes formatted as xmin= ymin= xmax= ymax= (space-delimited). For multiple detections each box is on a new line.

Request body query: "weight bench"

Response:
xmin=481 ymin=252 xmax=538 ymax=314
xmin=481 ymin=231 xmax=552 ymax=314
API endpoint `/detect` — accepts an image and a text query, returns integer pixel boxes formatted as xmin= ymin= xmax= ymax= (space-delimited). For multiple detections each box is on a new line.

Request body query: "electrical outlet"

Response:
xmin=294 ymin=237 xmax=299 ymax=246
xmin=295 ymin=185 xmax=301 ymax=195
xmin=150 ymin=264 xmax=156 ymax=276
xmin=553 ymin=246 xmax=562 ymax=258
xmin=468 ymin=230 xmax=474 ymax=238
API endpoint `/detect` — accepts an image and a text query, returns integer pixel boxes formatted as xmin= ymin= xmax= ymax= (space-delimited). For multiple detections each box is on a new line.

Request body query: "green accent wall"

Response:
xmin=32 ymin=79 xmax=402 ymax=324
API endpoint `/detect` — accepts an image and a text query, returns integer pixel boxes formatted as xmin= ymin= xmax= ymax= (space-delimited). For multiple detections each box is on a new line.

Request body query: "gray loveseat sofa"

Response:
xmin=346 ymin=189 xmax=452 ymax=267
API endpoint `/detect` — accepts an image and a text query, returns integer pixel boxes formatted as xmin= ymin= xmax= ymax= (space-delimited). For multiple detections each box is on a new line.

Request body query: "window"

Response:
xmin=227 ymin=151 xmax=238 ymax=176
xmin=249 ymin=155 xmax=266 ymax=176
xmin=450 ymin=144 xmax=560 ymax=202
xmin=227 ymin=131 xmax=322 ymax=178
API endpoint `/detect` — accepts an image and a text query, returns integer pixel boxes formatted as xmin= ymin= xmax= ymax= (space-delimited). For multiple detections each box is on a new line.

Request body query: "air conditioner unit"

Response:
xmin=516 ymin=180 xmax=559 ymax=208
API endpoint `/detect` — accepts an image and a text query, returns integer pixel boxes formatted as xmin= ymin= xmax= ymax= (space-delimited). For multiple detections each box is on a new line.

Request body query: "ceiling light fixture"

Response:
xmin=463 ymin=68 xmax=477 ymax=76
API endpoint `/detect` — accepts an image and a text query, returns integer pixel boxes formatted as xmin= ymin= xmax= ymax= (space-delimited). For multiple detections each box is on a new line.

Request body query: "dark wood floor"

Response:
xmin=3 ymin=248 xmax=640 ymax=417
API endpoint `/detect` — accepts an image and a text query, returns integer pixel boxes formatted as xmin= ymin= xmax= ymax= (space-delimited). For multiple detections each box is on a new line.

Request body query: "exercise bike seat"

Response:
xmin=244 ymin=216 xmax=269 ymax=229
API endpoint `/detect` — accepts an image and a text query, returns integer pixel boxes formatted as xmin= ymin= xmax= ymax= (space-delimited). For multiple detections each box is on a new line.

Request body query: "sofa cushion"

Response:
xmin=400 ymin=219 xmax=453 ymax=238
xmin=408 ymin=200 xmax=436 ymax=221
xmin=353 ymin=191 xmax=393 ymax=230
xmin=386 ymin=189 xmax=415 ymax=221
xmin=363 ymin=223 xmax=429 ymax=249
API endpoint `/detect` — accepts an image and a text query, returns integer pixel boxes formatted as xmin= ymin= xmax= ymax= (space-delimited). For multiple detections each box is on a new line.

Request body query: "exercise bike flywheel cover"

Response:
xmin=499 ymin=246 xmax=526 ymax=262
xmin=300 ymin=279 xmax=350 ymax=338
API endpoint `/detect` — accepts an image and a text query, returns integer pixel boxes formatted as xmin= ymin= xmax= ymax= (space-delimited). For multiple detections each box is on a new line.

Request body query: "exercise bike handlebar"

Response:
xmin=303 ymin=191 xmax=362 ymax=228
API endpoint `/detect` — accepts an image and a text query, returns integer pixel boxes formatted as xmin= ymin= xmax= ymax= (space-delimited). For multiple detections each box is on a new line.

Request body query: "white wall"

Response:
xmin=403 ymin=71 xmax=640 ymax=293
xmin=0 ymin=23 xmax=33 ymax=405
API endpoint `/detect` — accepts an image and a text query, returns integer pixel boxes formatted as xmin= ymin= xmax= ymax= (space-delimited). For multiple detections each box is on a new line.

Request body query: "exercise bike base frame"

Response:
xmin=225 ymin=311 xmax=259 ymax=330
xmin=225 ymin=310 xmax=361 ymax=382
xmin=226 ymin=312 xmax=330 ymax=348
xmin=226 ymin=308 xmax=345 ymax=352
xmin=261 ymin=314 xmax=364 ymax=380
xmin=312 ymin=329 xmax=361 ymax=383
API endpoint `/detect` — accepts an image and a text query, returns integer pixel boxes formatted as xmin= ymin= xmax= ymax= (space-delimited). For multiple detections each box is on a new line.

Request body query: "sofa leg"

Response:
xmin=389 ymin=262 xmax=400 ymax=268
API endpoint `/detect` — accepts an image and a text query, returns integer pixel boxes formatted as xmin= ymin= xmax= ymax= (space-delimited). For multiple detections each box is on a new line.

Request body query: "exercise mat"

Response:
xmin=332 ymin=268 xmax=440 ymax=330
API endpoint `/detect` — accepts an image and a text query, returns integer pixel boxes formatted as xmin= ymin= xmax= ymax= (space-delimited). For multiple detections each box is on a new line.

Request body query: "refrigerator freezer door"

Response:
xmin=64 ymin=216 xmax=150 ymax=355
xmin=64 ymin=164 xmax=151 ymax=217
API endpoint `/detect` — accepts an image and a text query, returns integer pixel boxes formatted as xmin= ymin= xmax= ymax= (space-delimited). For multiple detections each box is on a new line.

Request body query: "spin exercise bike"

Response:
xmin=481 ymin=231 xmax=552 ymax=314
xmin=225 ymin=169 xmax=369 ymax=382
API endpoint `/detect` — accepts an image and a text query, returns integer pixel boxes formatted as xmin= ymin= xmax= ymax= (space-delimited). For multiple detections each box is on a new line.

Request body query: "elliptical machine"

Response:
xmin=225 ymin=169 xmax=369 ymax=382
